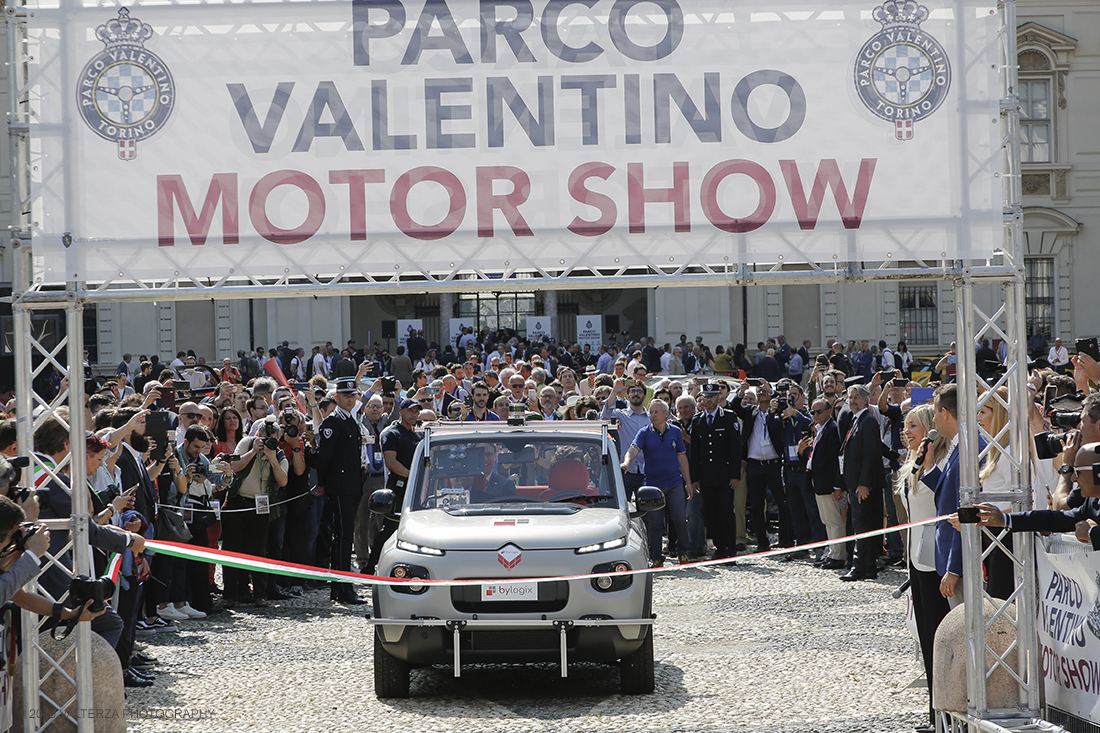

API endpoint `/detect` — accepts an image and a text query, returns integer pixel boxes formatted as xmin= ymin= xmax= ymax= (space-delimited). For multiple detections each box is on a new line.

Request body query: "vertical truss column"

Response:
xmin=953 ymin=0 xmax=1043 ymax=729
xmin=64 ymin=288 xmax=95 ymax=732
xmin=1000 ymin=0 xmax=1040 ymax=716
xmin=955 ymin=279 xmax=987 ymax=718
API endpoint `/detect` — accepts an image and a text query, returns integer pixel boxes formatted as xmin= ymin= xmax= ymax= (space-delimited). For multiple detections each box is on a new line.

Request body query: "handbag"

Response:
xmin=186 ymin=493 xmax=218 ymax=531
xmin=156 ymin=505 xmax=193 ymax=543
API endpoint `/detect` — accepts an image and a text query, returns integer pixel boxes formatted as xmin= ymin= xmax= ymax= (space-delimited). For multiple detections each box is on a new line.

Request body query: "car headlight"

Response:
xmin=389 ymin=563 xmax=431 ymax=595
xmin=576 ymin=536 xmax=627 ymax=554
xmin=590 ymin=561 xmax=633 ymax=592
xmin=396 ymin=538 xmax=446 ymax=556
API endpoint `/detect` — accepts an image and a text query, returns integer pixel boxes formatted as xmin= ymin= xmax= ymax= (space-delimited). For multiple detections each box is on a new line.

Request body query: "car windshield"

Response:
xmin=411 ymin=435 xmax=618 ymax=512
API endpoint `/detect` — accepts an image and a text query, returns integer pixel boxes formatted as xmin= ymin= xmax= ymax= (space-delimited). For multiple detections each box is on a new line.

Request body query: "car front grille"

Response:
xmin=468 ymin=630 xmax=560 ymax=651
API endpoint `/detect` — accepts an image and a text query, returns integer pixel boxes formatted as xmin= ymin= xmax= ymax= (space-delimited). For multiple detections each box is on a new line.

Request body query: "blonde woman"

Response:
xmin=897 ymin=404 xmax=950 ymax=733
xmin=976 ymin=386 xmax=1014 ymax=600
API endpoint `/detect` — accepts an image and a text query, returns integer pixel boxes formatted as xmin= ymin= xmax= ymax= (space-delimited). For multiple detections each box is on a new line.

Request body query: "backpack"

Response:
xmin=893 ymin=351 xmax=904 ymax=370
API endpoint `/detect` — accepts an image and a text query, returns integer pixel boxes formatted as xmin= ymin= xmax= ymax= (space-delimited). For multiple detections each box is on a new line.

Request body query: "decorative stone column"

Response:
xmin=543 ymin=290 xmax=557 ymax=339
xmin=439 ymin=291 xmax=453 ymax=349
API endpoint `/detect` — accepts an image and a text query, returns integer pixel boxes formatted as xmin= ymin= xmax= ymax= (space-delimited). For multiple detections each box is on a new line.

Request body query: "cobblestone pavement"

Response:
xmin=124 ymin=556 xmax=928 ymax=733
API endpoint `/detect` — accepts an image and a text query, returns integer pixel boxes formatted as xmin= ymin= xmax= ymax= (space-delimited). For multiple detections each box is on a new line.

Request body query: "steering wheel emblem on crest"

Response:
xmin=853 ymin=1 xmax=951 ymax=140
xmin=77 ymin=8 xmax=175 ymax=160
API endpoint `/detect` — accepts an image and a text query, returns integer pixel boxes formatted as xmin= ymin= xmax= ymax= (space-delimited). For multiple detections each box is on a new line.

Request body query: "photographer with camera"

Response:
xmin=279 ymin=405 xmax=315 ymax=574
xmin=776 ymin=379 xmax=825 ymax=561
xmin=0 ymin=485 xmax=51 ymax=606
xmin=167 ymin=425 xmax=229 ymax=618
xmin=222 ymin=416 xmax=288 ymax=607
xmin=0 ymin=494 xmax=107 ymax=700
xmin=959 ymin=442 xmax=1100 ymax=552
xmin=265 ymin=407 xmax=310 ymax=599
xmin=731 ymin=379 xmax=793 ymax=553
xmin=1037 ymin=392 xmax=1099 ymax=511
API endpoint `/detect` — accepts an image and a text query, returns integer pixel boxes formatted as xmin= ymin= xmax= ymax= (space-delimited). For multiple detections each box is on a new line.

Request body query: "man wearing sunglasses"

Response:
xmin=804 ymin=398 xmax=846 ymax=569
xmin=507 ymin=376 xmax=528 ymax=404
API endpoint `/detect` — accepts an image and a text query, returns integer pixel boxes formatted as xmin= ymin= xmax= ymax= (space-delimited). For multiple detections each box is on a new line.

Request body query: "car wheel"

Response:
xmin=619 ymin=627 xmax=654 ymax=695
xmin=374 ymin=630 xmax=411 ymax=698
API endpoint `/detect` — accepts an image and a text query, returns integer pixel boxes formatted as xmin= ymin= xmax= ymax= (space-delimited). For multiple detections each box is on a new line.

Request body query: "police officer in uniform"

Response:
xmin=363 ymin=398 xmax=423 ymax=575
xmin=689 ymin=383 xmax=743 ymax=559
xmin=314 ymin=377 xmax=369 ymax=604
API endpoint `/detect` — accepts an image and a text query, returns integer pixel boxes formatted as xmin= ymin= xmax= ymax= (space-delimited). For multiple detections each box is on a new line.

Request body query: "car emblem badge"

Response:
xmin=497 ymin=544 xmax=522 ymax=570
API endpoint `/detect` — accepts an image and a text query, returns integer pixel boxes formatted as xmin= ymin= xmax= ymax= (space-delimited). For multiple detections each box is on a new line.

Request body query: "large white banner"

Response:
xmin=1036 ymin=540 xmax=1100 ymax=724
xmin=450 ymin=318 xmax=475 ymax=349
xmin=27 ymin=0 xmax=1002 ymax=283
xmin=526 ymin=316 xmax=552 ymax=342
xmin=397 ymin=319 xmax=423 ymax=349
xmin=576 ymin=316 xmax=603 ymax=348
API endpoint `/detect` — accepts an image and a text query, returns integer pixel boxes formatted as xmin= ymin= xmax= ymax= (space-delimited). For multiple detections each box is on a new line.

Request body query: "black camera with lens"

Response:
xmin=191 ymin=460 xmax=207 ymax=477
xmin=263 ymin=437 xmax=280 ymax=450
xmin=280 ymin=409 xmax=300 ymax=438
xmin=13 ymin=522 xmax=40 ymax=552
xmin=775 ymin=396 xmax=789 ymax=412
xmin=6 ymin=483 xmax=31 ymax=504
xmin=98 ymin=483 xmax=121 ymax=504
xmin=1034 ymin=431 xmax=1070 ymax=461
xmin=69 ymin=574 xmax=115 ymax=613
xmin=1049 ymin=409 xmax=1083 ymax=430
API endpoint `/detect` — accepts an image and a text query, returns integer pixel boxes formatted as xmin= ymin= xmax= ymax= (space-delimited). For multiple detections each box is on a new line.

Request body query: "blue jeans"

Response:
xmin=644 ymin=483 xmax=689 ymax=561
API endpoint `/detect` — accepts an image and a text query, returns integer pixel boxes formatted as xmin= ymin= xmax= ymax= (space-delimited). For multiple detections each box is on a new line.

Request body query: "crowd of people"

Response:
xmin=0 ymin=324 xmax=1096 ymax=733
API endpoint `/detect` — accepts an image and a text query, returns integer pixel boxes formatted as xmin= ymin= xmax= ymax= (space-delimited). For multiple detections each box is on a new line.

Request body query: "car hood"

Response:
xmin=399 ymin=508 xmax=629 ymax=551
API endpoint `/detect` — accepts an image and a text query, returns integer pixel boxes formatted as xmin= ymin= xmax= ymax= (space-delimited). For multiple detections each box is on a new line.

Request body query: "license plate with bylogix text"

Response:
xmin=480 ymin=582 xmax=537 ymax=601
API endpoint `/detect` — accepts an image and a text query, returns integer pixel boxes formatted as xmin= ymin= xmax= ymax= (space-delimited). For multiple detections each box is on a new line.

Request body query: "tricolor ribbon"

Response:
xmin=144 ymin=513 xmax=953 ymax=588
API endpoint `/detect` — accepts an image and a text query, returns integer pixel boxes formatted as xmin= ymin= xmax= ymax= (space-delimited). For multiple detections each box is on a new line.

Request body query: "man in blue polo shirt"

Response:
xmin=621 ymin=399 xmax=694 ymax=567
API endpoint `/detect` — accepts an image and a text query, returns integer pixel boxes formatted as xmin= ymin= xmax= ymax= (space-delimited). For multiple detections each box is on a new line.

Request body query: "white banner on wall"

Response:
xmin=397 ymin=319 xmax=423 ymax=350
xmin=1035 ymin=540 xmax=1100 ymax=724
xmin=526 ymin=317 xmax=552 ymax=342
xmin=576 ymin=316 xmax=603 ymax=349
xmin=450 ymin=319 xmax=475 ymax=349
xmin=27 ymin=0 xmax=1002 ymax=283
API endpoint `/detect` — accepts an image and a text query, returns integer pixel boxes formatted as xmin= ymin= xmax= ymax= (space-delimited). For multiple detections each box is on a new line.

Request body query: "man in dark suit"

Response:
xmin=838 ymin=384 xmax=888 ymax=581
xmin=969 ymin=442 xmax=1100 ymax=549
xmin=731 ymin=380 xmax=791 ymax=551
xmin=690 ymin=383 xmax=742 ymax=559
xmin=803 ymin=398 xmax=846 ymax=569
xmin=314 ymin=378 xmax=369 ymax=604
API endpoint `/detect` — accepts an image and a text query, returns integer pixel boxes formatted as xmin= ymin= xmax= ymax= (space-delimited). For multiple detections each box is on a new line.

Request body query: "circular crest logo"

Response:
xmin=853 ymin=1 xmax=951 ymax=140
xmin=77 ymin=8 xmax=175 ymax=160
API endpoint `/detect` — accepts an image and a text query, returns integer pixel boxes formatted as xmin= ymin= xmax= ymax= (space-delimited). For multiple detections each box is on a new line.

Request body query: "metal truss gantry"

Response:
xmin=3 ymin=1 xmax=1049 ymax=732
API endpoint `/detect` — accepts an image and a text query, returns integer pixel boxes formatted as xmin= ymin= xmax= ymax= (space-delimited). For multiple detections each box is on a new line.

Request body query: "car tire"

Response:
xmin=374 ymin=630 xmax=411 ymax=698
xmin=619 ymin=627 xmax=654 ymax=695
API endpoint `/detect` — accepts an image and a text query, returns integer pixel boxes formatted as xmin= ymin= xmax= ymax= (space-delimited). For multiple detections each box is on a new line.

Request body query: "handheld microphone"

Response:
xmin=891 ymin=578 xmax=912 ymax=599
xmin=911 ymin=429 xmax=939 ymax=475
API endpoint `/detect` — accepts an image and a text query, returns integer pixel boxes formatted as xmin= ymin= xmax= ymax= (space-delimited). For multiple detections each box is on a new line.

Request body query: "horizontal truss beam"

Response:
xmin=9 ymin=263 xmax=1023 ymax=306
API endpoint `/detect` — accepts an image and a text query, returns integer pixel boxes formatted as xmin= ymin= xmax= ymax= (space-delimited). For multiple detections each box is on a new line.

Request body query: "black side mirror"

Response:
xmin=369 ymin=489 xmax=396 ymax=515
xmin=631 ymin=486 xmax=665 ymax=518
